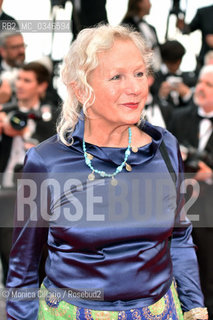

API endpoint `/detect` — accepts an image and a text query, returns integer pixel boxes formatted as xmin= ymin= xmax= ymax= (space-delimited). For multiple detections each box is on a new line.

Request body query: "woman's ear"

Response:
xmin=70 ymin=82 xmax=86 ymax=104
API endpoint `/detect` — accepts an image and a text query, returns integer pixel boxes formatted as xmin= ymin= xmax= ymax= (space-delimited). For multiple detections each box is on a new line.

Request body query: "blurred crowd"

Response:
xmin=0 ymin=0 xmax=213 ymax=318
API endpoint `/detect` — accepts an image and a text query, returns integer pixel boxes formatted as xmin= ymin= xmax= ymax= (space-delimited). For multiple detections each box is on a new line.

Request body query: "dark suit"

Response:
xmin=0 ymin=11 xmax=19 ymax=31
xmin=79 ymin=0 xmax=107 ymax=27
xmin=188 ymin=5 xmax=213 ymax=66
xmin=169 ymin=103 xmax=213 ymax=318
xmin=71 ymin=0 xmax=107 ymax=38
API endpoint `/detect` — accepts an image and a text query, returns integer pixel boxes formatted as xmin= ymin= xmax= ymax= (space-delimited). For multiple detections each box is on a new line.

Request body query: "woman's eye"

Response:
xmin=135 ymin=72 xmax=144 ymax=78
xmin=110 ymin=74 xmax=121 ymax=80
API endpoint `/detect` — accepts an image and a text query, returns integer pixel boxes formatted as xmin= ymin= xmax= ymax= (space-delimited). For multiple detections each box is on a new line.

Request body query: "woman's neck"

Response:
xmin=84 ymin=118 xmax=130 ymax=147
xmin=84 ymin=118 xmax=152 ymax=148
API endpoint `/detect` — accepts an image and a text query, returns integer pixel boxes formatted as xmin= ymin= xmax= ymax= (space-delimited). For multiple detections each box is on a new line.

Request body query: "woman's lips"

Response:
xmin=122 ymin=103 xmax=139 ymax=109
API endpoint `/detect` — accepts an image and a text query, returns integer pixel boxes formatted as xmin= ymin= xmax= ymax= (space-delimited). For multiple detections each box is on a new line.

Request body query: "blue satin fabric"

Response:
xmin=6 ymin=119 xmax=204 ymax=320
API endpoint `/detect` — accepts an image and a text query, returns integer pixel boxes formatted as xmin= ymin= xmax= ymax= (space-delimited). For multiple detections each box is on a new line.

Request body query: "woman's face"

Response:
xmin=86 ymin=39 xmax=148 ymax=128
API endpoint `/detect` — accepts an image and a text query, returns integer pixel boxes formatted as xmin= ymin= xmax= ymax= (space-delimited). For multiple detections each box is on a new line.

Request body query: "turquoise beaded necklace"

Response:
xmin=83 ymin=127 xmax=132 ymax=186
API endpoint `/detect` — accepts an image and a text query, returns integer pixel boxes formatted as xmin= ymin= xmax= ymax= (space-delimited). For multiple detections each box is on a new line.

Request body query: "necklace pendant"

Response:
xmin=83 ymin=127 xmax=133 ymax=182
xmin=125 ymin=163 xmax=132 ymax=172
xmin=86 ymin=153 xmax=93 ymax=160
xmin=111 ymin=176 xmax=118 ymax=186
xmin=131 ymin=146 xmax=138 ymax=153
xmin=88 ymin=172 xmax=95 ymax=181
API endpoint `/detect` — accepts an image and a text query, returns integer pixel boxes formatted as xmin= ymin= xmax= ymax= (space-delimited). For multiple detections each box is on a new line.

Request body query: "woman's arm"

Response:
xmin=170 ymin=143 xmax=208 ymax=318
xmin=6 ymin=147 xmax=49 ymax=320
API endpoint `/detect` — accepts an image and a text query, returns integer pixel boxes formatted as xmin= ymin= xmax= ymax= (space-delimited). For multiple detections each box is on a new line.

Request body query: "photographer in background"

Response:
xmin=169 ymin=65 xmax=213 ymax=318
xmin=0 ymin=61 xmax=58 ymax=188
xmin=151 ymin=40 xmax=197 ymax=109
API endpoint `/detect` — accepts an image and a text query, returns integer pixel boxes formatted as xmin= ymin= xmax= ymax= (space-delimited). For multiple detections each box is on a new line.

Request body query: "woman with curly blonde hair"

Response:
xmin=7 ymin=24 xmax=207 ymax=320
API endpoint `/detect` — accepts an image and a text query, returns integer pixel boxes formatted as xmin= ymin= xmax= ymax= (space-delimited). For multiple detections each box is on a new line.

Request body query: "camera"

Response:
xmin=181 ymin=145 xmax=213 ymax=173
xmin=167 ymin=76 xmax=182 ymax=88
xmin=1 ymin=103 xmax=52 ymax=131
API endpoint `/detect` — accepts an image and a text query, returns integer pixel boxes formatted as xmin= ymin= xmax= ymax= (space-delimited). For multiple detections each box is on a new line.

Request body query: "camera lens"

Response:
xmin=9 ymin=111 xmax=28 ymax=130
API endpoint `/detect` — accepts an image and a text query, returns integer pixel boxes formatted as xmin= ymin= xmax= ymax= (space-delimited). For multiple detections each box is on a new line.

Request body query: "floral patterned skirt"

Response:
xmin=38 ymin=282 xmax=184 ymax=320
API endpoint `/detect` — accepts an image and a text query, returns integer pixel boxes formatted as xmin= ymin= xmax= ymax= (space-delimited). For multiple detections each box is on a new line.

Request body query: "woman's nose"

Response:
xmin=125 ymin=78 xmax=142 ymax=95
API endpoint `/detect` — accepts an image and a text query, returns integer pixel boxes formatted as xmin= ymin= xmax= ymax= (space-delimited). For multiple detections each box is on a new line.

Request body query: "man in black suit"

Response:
xmin=121 ymin=0 xmax=161 ymax=71
xmin=177 ymin=4 xmax=213 ymax=68
xmin=151 ymin=40 xmax=197 ymax=109
xmin=169 ymin=65 xmax=213 ymax=319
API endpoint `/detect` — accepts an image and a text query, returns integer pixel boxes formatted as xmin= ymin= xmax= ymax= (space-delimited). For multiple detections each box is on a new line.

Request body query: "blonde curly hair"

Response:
xmin=57 ymin=24 xmax=152 ymax=145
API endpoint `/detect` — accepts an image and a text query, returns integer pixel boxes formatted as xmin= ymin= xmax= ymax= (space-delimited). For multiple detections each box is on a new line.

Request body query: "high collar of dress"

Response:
xmin=67 ymin=112 xmax=164 ymax=167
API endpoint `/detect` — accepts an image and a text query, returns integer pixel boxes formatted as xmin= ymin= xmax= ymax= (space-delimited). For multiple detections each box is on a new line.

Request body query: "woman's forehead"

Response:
xmin=96 ymin=39 xmax=143 ymax=61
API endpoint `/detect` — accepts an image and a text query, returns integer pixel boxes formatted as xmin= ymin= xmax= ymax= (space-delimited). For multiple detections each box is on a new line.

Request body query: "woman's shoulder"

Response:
xmin=152 ymin=124 xmax=181 ymax=174
xmin=142 ymin=121 xmax=180 ymax=164
xmin=23 ymin=134 xmax=66 ymax=172
xmin=142 ymin=121 xmax=177 ymax=145
xmin=153 ymin=123 xmax=179 ymax=153
xmin=35 ymin=134 xmax=60 ymax=152
xmin=33 ymin=134 xmax=63 ymax=158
